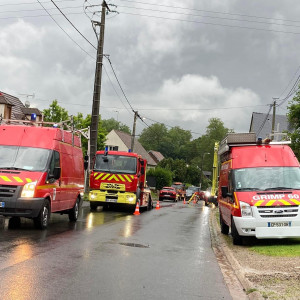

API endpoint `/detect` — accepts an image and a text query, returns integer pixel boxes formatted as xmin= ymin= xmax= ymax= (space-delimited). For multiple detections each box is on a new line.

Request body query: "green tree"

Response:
xmin=147 ymin=167 xmax=172 ymax=190
xmin=43 ymin=100 xmax=69 ymax=123
xmin=139 ymin=123 xmax=168 ymax=151
xmin=101 ymin=118 xmax=131 ymax=134
xmin=287 ymin=88 xmax=300 ymax=159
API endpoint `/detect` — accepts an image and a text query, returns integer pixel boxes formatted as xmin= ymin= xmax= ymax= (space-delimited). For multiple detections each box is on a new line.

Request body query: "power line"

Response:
xmin=0 ymin=0 xmax=76 ymax=7
xmin=119 ymin=11 xmax=300 ymax=35
xmin=37 ymin=0 xmax=95 ymax=58
xmin=116 ymin=4 xmax=300 ymax=30
xmin=0 ymin=5 xmax=83 ymax=14
xmin=136 ymin=104 xmax=268 ymax=111
xmin=50 ymin=0 xmax=96 ymax=49
xmin=256 ymin=104 xmax=273 ymax=136
xmin=105 ymin=56 xmax=135 ymax=112
xmin=119 ymin=0 xmax=300 ymax=25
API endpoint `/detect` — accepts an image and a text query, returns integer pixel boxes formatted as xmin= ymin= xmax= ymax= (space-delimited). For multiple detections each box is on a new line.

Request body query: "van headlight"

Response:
xmin=240 ymin=201 xmax=252 ymax=217
xmin=21 ymin=181 xmax=37 ymax=198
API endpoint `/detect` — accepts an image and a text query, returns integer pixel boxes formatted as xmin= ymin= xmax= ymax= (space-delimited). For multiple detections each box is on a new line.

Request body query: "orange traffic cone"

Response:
xmin=193 ymin=195 xmax=197 ymax=204
xmin=183 ymin=197 xmax=186 ymax=204
xmin=155 ymin=199 xmax=160 ymax=210
xmin=133 ymin=201 xmax=140 ymax=215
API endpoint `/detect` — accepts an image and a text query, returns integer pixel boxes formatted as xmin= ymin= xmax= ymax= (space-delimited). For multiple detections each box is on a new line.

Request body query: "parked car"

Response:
xmin=186 ymin=186 xmax=200 ymax=201
xmin=159 ymin=187 xmax=177 ymax=202
xmin=199 ymin=190 xmax=211 ymax=206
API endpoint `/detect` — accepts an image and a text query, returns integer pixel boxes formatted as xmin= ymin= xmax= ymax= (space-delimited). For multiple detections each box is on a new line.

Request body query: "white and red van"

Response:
xmin=0 ymin=122 xmax=84 ymax=229
xmin=218 ymin=133 xmax=300 ymax=244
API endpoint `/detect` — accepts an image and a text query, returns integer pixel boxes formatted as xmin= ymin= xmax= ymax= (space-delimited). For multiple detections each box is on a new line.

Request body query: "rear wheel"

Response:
xmin=147 ymin=195 xmax=153 ymax=210
xmin=231 ymin=217 xmax=243 ymax=245
xmin=219 ymin=211 xmax=229 ymax=234
xmin=69 ymin=198 xmax=79 ymax=222
xmin=34 ymin=199 xmax=50 ymax=230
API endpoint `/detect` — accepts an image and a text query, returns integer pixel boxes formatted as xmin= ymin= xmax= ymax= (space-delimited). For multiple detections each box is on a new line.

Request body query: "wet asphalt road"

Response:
xmin=0 ymin=201 xmax=232 ymax=300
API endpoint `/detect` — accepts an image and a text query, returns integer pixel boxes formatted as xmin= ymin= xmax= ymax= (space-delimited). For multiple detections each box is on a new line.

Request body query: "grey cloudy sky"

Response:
xmin=1 ymin=0 xmax=300 ymax=138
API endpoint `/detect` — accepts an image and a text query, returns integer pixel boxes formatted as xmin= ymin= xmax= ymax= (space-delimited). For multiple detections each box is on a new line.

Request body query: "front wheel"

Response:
xmin=34 ymin=199 xmax=50 ymax=230
xmin=147 ymin=195 xmax=153 ymax=210
xmin=231 ymin=217 xmax=243 ymax=245
xmin=220 ymin=212 xmax=229 ymax=234
xmin=69 ymin=198 xmax=79 ymax=222
xmin=90 ymin=202 xmax=98 ymax=211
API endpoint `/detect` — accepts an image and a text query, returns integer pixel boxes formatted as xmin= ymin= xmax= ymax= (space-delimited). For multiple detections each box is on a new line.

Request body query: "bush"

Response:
xmin=147 ymin=167 xmax=172 ymax=190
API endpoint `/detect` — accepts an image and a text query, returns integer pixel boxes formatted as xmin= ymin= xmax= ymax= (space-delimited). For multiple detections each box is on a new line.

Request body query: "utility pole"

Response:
xmin=271 ymin=98 xmax=278 ymax=138
xmin=131 ymin=111 xmax=138 ymax=152
xmin=90 ymin=1 xmax=109 ymax=169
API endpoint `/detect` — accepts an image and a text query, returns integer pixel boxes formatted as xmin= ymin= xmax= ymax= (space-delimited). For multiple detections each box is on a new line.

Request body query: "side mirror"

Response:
xmin=141 ymin=166 xmax=145 ymax=175
xmin=140 ymin=159 xmax=145 ymax=166
xmin=49 ymin=167 xmax=61 ymax=181
xmin=84 ymin=155 xmax=89 ymax=161
xmin=84 ymin=161 xmax=88 ymax=170
xmin=221 ymin=186 xmax=228 ymax=198
xmin=53 ymin=167 xmax=61 ymax=180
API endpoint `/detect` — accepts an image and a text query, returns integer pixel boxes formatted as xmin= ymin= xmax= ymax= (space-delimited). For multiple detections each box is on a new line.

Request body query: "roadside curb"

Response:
xmin=209 ymin=208 xmax=264 ymax=300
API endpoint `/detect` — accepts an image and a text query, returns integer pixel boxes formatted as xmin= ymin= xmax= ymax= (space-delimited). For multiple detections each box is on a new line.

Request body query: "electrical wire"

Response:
xmin=50 ymin=0 xmax=96 ymax=49
xmin=136 ymin=104 xmax=268 ymax=111
xmin=119 ymin=0 xmax=300 ymax=25
xmin=119 ymin=11 xmax=300 ymax=35
xmin=116 ymin=4 xmax=300 ymax=30
xmin=37 ymin=0 xmax=95 ymax=58
xmin=0 ymin=0 xmax=76 ymax=7
xmin=256 ymin=104 xmax=273 ymax=136
xmin=105 ymin=56 xmax=135 ymax=113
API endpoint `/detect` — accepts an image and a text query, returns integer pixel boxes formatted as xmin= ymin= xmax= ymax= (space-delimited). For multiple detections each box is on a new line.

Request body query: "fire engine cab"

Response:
xmin=89 ymin=150 xmax=152 ymax=211
xmin=218 ymin=133 xmax=300 ymax=245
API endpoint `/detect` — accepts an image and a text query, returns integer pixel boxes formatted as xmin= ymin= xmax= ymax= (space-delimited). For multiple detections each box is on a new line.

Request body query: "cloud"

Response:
xmin=134 ymin=74 xmax=261 ymax=136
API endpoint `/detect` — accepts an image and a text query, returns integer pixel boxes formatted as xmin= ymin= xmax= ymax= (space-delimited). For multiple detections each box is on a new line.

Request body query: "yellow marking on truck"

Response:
xmin=26 ymin=178 xmax=32 ymax=183
xmin=102 ymin=173 xmax=110 ymax=180
xmin=124 ymin=175 xmax=132 ymax=182
xmin=0 ymin=175 xmax=11 ymax=182
xmin=254 ymin=200 xmax=264 ymax=207
xmin=108 ymin=174 xmax=119 ymax=182
xmin=95 ymin=174 xmax=103 ymax=180
xmin=118 ymin=175 xmax=126 ymax=182
xmin=279 ymin=200 xmax=292 ymax=206
xmin=290 ymin=199 xmax=300 ymax=205
xmin=265 ymin=200 xmax=276 ymax=206
xmin=13 ymin=176 xmax=23 ymax=183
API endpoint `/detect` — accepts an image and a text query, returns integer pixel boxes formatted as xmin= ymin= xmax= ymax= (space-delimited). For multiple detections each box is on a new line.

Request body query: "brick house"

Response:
xmin=0 ymin=91 xmax=42 ymax=121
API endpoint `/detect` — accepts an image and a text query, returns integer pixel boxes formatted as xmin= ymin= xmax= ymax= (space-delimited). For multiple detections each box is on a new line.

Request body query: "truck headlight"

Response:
xmin=240 ymin=201 xmax=252 ymax=217
xmin=21 ymin=181 xmax=37 ymax=198
xmin=205 ymin=191 xmax=211 ymax=197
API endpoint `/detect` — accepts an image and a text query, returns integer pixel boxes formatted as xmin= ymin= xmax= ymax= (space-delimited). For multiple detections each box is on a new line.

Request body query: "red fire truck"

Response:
xmin=89 ymin=150 xmax=153 ymax=211
xmin=218 ymin=133 xmax=300 ymax=245
xmin=0 ymin=121 xmax=85 ymax=229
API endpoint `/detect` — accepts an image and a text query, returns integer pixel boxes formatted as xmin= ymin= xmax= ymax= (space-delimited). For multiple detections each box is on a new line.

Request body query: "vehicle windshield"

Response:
xmin=162 ymin=187 xmax=175 ymax=191
xmin=233 ymin=167 xmax=300 ymax=191
xmin=0 ymin=145 xmax=51 ymax=171
xmin=94 ymin=154 xmax=137 ymax=174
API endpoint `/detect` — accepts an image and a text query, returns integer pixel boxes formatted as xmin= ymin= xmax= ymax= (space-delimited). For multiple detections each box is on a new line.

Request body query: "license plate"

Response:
xmin=0 ymin=202 xmax=5 ymax=208
xmin=268 ymin=222 xmax=291 ymax=227
xmin=106 ymin=198 xmax=117 ymax=203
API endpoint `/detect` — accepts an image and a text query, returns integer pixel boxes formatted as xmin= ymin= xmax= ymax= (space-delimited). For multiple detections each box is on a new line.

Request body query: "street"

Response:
xmin=0 ymin=201 xmax=233 ymax=300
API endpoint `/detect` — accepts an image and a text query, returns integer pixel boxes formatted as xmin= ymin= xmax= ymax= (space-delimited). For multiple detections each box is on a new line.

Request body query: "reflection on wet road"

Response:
xmin=0 ymin=201 xmax=232 ymax=300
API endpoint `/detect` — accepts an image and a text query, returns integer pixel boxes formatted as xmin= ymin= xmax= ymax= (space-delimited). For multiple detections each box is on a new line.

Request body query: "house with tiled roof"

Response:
xmin=249 ymin=112 xmax=292 ymax=140
xmin=0 ymin=91 xmax=42 ymax=121
xmin=105 ymin=130 xmax=157 ymax=167
xmin=148 ymin=150 xmax=164 ymax=164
